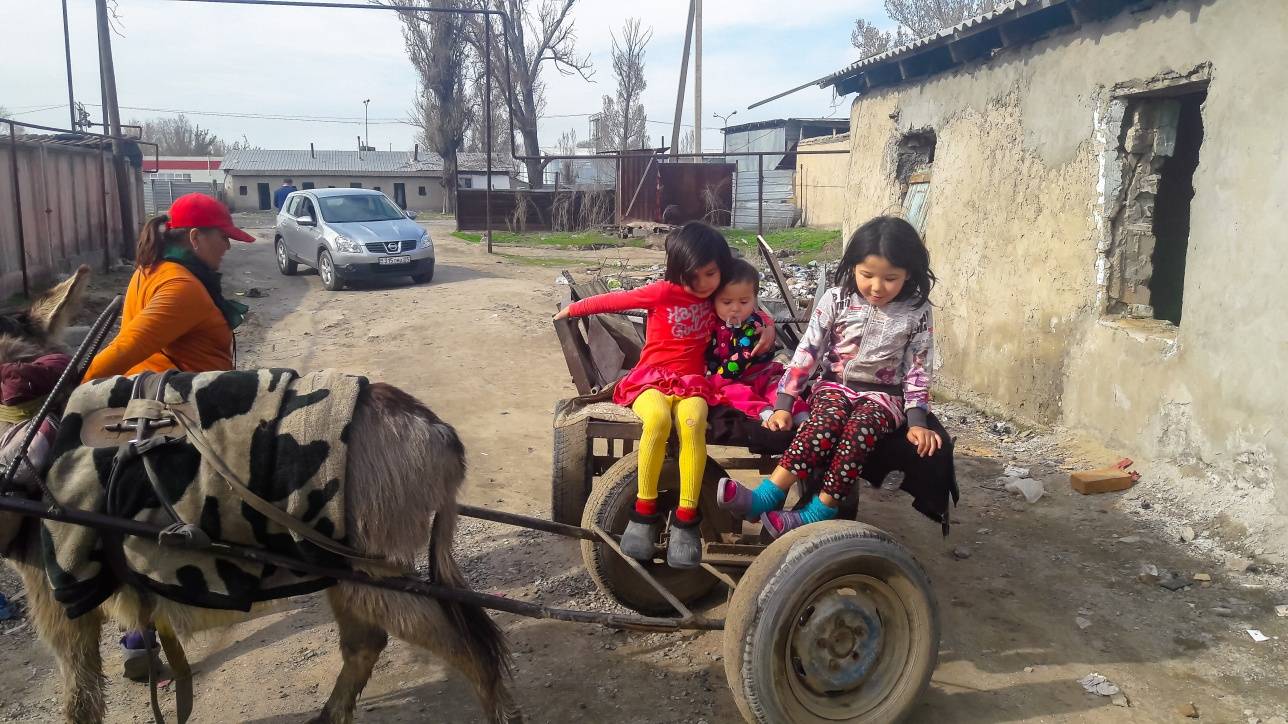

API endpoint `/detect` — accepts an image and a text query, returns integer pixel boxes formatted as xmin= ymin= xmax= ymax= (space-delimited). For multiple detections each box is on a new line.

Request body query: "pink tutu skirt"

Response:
xmin=612 ymin=364 xmax=724 ymax=408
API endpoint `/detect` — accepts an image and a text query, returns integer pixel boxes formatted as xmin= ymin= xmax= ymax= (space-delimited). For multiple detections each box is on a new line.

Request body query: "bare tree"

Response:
xmin=0 ymin=106 xmax=10 ymax=136
xmin=609 ymin=18 xmax=651 ymax=151
xmin=132 ymin=114 xmax=229 ymax=155
xmin=852 ymin=0 xmax=995 ymax=58
xmin=394 ymin=0 xmax=471 ymax=212
xmin=463 ymin=57 xmax=511 ymax=154
xmin=471 ymin=0 xmax=593 ymax=187
xmin=678 ymin=128 xmax=695 ymax=155
xmin=554 ymin=128 xmax=577 ymax=188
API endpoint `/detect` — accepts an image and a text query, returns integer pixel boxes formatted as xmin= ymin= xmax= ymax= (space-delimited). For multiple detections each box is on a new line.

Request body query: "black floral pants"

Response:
xmin=779 ymin=387 xmax=899 ymax=501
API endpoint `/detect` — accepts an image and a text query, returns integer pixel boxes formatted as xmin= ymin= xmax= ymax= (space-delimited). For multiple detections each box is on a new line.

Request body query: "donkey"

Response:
xmin=0 ymin=268 xmax=520 ymax=724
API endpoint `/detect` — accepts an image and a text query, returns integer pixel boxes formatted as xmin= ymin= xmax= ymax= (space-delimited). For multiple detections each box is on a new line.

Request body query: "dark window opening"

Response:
xmin=238 ymin=185 xmax=247 ymax=196
xmin=349 ymin=182 xmax=362 ymax=189
xmin=1106 ymin=86 xmax=1206 ymax=325
xmin=302 ymin=181 xmax=315 ymax=190
xmin=896 ymin=128 xmax=936 ymax=232
xmin=418 ymin=186 xmax=427 ymax=196
xmin=1149 ymin=91 xmax=1204 ymax=325
xmin=373 ymin=186 xmax=382 ymax=192
xmin=895 ymin=129 xmax=936 ymax=187
xmin=459 ymin=176 xmax=474 ymax=189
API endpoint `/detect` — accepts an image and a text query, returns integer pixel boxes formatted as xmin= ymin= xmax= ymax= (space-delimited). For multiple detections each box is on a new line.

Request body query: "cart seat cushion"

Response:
xmin=40 ymin=368 xmax=365 ymax=618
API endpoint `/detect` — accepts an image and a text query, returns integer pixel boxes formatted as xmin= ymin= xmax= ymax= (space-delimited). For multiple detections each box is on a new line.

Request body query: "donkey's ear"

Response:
xmin=28 ymin=265 xmax=91 ymax=339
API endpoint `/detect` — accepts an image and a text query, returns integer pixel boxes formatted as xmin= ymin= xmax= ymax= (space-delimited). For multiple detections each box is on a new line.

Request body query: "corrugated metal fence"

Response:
xmin=144 ymin=179 xmax=222 ymax=215
xmin=733 ymin=169 xmax=798 ymax=229
xmin=0 ymin=136 xmax=141 ymax=298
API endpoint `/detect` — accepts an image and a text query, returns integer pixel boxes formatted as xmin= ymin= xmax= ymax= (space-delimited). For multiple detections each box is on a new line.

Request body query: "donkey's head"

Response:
xmin=0 ymin=266 xmax=91 ymax=556
xmin=0 ymin=265 xmax=91 ymax=367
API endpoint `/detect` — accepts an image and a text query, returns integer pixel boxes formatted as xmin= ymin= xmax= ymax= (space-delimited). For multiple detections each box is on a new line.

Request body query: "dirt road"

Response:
xmin=2 ymin=220 xmax=1286 ymax=723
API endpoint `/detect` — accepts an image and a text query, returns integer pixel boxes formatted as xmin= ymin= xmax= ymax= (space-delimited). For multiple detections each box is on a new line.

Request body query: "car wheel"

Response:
xmin=275 ymin=238 xmax=298 ymax=275
xmin=318 ymin=250 xmax=344 ymax=291
xmin=410 ymin=260 xmax=434 ymax=284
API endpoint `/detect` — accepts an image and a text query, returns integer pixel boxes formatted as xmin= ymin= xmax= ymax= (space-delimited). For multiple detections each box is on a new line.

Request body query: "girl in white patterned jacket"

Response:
xmin=717 ymin=216 xmax=942 ymax=537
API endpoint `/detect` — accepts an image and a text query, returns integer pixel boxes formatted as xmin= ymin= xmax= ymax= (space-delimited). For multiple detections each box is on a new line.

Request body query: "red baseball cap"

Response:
xmin=168 ymin=193 xmax=255 ymax=243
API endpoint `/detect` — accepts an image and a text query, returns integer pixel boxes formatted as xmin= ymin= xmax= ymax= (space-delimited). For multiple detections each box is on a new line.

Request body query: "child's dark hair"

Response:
xmin=718 ymin=257 xmax=760 ymax=294
xmin=834 ymin=216 xmax=936 ymax=307
xmin=664 ymin=221 xmax=732 ymax=287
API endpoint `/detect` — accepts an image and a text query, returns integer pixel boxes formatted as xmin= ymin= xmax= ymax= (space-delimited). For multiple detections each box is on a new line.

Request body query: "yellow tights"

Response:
xmin=630 ymin=389 xmax=708 ymax=512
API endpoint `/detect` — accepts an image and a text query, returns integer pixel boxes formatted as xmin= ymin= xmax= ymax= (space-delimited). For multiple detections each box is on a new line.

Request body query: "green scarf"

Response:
xmin=161 ymin=246 xmax=248 ymax=330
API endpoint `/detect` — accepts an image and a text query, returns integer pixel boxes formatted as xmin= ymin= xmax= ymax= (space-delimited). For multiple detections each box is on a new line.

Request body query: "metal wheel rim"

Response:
xmin=319 ymin=253 xmax=333 ymax=284
xmin=781 ymin=572 xmax=912 ymax=720
xmin=276 ymin=241 xmax=287 ymax=269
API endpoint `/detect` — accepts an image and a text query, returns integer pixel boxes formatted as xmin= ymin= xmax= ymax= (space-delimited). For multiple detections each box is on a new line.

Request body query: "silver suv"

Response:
xmin=274 ymin=188 xmax=434 ymax=291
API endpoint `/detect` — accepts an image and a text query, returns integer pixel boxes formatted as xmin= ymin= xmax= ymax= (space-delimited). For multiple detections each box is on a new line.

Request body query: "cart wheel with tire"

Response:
xmin=724 ymin=520 xmax=939 ymax=723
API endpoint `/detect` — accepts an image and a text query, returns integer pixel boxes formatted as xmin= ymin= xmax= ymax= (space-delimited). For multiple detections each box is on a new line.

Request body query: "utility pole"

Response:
xmin=669 ymin=0 xmax=695 ymax=157
xmin=363 ymin=99 xmax=370 ymax=149
xmin=95 ymin=0 xmax=122 ymax=138
xmin=61 ymin=0 xmax=76 ymax=130
xmin=693 ymin=0 xmax=702 ymax=158
xmin=96 ymin=0 xmax=133 ymax=258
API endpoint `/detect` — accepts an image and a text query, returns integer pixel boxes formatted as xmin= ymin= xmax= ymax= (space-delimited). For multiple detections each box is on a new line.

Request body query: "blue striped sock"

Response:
xmin=799 ymin=496 xmax=839 ymax=524
xmin=749 ymin=479 xmax=788 ymax=517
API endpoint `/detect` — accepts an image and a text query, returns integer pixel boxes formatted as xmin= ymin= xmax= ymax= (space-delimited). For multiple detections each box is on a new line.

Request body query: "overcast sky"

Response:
xmin=0 ymin=0 xmax=890 ymax=155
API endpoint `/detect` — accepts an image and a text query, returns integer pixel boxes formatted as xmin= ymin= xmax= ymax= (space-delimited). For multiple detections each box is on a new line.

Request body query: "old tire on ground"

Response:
xmin=275 ymin=238 xmax=298 ymax=275
xmin=723 ymin=520 xmax=939 ymax=724
xmin=550 ymin=418 xmax=589 ymax=525
xmin=580 ymin=451 xmax=727 ymax=616
xmin=318 ymin=250 xmax=344 ymax=291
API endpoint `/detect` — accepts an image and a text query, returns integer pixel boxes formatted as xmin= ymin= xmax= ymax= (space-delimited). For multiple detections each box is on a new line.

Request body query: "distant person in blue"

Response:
xmin=272 ymin=178 xmax=297 ymax=210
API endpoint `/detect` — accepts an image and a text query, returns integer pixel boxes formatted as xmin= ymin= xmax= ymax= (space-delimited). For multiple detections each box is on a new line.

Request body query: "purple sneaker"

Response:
xmin=716 ymin=477 xmax=756 ymax=519
xmin=761 ymin=509 xmax=806 ymax=539
xmin=761 ymin=496 xmax=839 ymax=539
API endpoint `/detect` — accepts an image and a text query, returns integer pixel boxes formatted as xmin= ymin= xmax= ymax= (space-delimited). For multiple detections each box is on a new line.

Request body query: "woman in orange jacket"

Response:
xmin=85 ymin=193 xmax=255 ymax=382
xmin=83 ymin=192 xmax=254 ymax=680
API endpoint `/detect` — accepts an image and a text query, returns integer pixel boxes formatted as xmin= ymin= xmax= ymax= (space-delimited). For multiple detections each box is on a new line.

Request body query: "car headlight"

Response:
xmin=332 ymin=235 xmax=363 ymax=254
xmin=419 ymin=230 xmax=432 ymax=249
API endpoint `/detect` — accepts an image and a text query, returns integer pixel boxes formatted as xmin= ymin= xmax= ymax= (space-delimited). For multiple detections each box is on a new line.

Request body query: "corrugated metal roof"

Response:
xmin=721 ymin=117 xmax=850 ymax=134
xmin=222 ymin=149 xmax=511 ymax=175
xmin=820 ymin=0 xmax=1049 ymax=86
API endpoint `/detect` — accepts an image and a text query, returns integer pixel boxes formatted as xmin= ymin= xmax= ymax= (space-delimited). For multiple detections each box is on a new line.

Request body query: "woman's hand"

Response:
xmin=907 ymin=426 xmax=942 ymax=457
xmin=752 ymin=319 xmax=777 ymax=356
xmin=764 ymin=410 xmax=793 ymax=431
xmin=553 ymin=307 xmax=571 ymax=321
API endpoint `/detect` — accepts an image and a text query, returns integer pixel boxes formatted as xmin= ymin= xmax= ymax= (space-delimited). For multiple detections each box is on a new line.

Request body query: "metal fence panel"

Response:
xmin=732 ymin=169 xmax=798 ymax=230
xmin=144 ymin=179 xmax=222 ymax=215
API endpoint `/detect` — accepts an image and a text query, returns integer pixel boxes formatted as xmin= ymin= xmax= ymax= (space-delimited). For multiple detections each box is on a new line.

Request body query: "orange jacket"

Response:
xmin=84 ymin=261 xmax=234 ymax=381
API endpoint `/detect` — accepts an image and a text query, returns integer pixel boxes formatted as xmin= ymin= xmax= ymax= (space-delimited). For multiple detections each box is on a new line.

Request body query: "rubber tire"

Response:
xmin=580 ymin=451 xmax=728 ymax=616
xmin=550 ymin=418 xmax=590 ymax=525
xmin=724 ymin=520 xmax=939 ymax=724
xmin=318 ymin=250 xmax=344 ymax=291
xmin=275 ymin=238 xmax=298 ymax=275
xmin=411 ymin=260 xmax=435 ymax=284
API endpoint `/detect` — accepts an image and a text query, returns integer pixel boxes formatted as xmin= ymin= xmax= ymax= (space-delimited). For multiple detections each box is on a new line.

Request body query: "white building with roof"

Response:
xmin=220 ymin=149 xmax=512 ymax=212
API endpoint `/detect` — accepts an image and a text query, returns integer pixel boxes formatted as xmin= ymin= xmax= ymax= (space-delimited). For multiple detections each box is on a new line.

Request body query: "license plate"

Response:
xmin=377 ymin=256 xmax=411 ymax=265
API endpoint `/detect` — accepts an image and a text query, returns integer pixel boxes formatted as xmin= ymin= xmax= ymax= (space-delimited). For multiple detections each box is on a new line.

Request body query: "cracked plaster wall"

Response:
xmin=839 ymin=0 xmax=1288 ymax=540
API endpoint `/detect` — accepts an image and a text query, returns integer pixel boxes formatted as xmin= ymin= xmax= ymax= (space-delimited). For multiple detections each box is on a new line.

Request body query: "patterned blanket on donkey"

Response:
xmin=41 ymin=369 xmax=367 ymax=618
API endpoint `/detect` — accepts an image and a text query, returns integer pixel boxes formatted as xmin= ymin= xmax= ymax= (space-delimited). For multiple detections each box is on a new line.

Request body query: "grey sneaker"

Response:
xmin=666 ymin=518 xmax=702 ymax=569
xmin=620 ymin=511 xmax=660 ymax=561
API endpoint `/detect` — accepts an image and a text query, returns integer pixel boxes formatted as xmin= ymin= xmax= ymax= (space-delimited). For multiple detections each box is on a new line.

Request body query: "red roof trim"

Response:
xmin=154 ymin=160 xmax=221 ymax=170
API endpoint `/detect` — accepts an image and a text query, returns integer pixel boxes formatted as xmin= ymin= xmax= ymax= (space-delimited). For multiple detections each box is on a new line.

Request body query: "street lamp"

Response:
xmin=713 ymin=109 xmax=737 ymax=130
xmin=362 ymin=99 xmax=370 ymax=149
